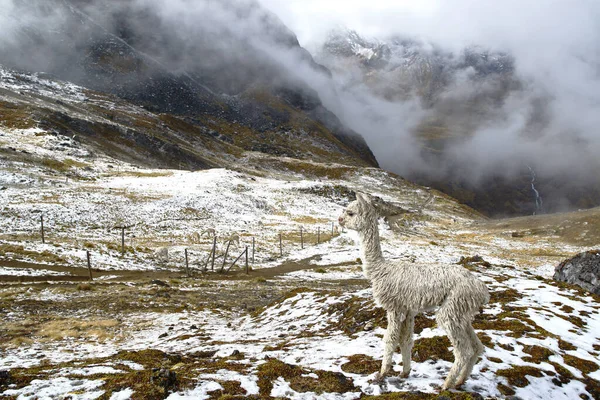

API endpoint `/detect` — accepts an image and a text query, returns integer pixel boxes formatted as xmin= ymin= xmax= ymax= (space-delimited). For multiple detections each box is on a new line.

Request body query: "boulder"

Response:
xmin=554 ymin=250 xmax=600 ymax=295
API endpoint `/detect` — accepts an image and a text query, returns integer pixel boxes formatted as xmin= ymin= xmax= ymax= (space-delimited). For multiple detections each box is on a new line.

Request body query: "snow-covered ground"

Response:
xmin=1 ymin=88 xmax=599 ymax=398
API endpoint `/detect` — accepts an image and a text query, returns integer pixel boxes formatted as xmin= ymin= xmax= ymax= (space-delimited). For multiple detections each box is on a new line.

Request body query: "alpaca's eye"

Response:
xmin=347 ymin=211 xmax=354 ymax=216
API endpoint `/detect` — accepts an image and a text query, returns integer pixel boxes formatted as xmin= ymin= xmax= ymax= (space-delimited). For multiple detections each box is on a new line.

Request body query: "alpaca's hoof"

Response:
xmin=399 ymin=371 xmax=410 ymax=379
xmin=441 ymin=383 xmax=456 ymax=391
xmin=371 ymin=372 xmax=386 ymax=384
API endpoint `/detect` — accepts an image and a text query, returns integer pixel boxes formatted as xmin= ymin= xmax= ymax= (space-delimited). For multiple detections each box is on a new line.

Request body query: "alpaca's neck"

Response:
xmin=359 ymin=219 xmax=384 ymax=276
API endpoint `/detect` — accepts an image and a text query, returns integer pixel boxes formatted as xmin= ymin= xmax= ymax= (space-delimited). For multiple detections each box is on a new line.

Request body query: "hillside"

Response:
xmin=316 ymin=28 xmax=600 ymax=217
xmin=0 ymin=0 xmax=377 ymax=168
xmin=1 ymin=68 xmax=600 ymax=399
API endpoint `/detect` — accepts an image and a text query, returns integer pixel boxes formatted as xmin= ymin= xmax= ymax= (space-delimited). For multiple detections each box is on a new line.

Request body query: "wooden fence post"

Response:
xmin=121 ymin=227 xmax=125 ymax=254
xmin=245 ymin=246 xmax=249 ymax=274
xmin=40 ymin=215 xmax=45 ymax=244
xmin=185 ymin=248 xmax=190 ymax=277
xmin=252 ymin=237 xmax=255 ymax=265
xmin=86 ymin=250 xmax=93 ymax=281
xmin=279 ymin=233 xmax=283 ymax=257
xmin=211 ymin=236 xmax=217 ymax=271
xmin=300 ymin=227 xmax=304 ymax=249
xmin=220 ymin=240 xmax=232 ymax=273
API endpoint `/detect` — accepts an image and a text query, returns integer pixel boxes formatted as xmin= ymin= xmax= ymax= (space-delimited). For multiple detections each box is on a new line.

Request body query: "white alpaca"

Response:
xmin=338 ymin=193 xmax=489 ymax=390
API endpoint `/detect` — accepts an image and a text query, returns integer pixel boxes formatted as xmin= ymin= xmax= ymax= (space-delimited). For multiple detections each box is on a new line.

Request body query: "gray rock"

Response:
xmin=554 ymin=250 xmax=600 ymax=295
xmin=151 ymin=368 xmax=177 ymax=389
xmin=0 ymin=370 xmax=10 ymax=385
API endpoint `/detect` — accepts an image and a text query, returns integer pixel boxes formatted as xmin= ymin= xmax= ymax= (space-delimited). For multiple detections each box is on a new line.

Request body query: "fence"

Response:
xmin=29 ymin=215 xmax=341 ymax=280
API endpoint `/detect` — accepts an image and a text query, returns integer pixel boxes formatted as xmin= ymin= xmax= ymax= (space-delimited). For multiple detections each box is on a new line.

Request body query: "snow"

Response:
xmin=0 ymin=267 xmax=68 ymax=277
xmin=1 ymin=77 xmax=599 ymax=399
xmin=2 ymin=377 xmax=104 ymax=400
xmin=109 ymin=388 xmax=134 ymax=400
xmin=166 ymin=381 xmax=222 ymax=400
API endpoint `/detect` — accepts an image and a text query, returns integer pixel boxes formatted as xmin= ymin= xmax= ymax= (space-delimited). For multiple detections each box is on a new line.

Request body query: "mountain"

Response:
xmin=0 ymin=0 xmax=377 ymax=169
xmin=1 ymin=87 xmax=600 ymax=398
xmin=317 ymin=28 xmax=600 ymax=216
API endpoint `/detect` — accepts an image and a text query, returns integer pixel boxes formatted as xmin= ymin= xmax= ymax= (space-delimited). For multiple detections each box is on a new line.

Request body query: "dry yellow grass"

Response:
xmin=38 ymin=318 xmax=121 ymax=342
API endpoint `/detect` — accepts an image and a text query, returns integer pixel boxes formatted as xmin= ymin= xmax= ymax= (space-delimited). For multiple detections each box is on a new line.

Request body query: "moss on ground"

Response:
xmin=413 ymin=336 xmax=454 ymax=363
xmin=327 ymin=296 xmax=386 ymax=335
xmin=2 ymin=349 xmax=253 ymax=400
xmin=558 ymin=339 xmax=577 ymax=351
xmin=549 ymin=362 xmax=574 ymax=385
xmin=562 ymin=354 xmax=599 ymax=374
xmin=488 ymin=289 xmax=521 ymax=304
xmin=340 ymin=354 xmax=380 ymax=375
xmin=257 ymin=358 xmax=355 ymax=396
xmin=362 ymin=391 xmax=485 ymax=399
xmin=522 ymin=344 xmax=554 ymax=364
xmin=496 ymin=365 xmax=544 ymax=387
xmin=414 ymin=313 xmax=436 ymax=334
xmin=496 ymin=383 xmax=516 ymax=396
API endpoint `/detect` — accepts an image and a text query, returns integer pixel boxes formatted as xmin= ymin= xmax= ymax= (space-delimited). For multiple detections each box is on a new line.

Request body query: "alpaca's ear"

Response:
xmin=356 ymin=193 xmax=372 ymax=204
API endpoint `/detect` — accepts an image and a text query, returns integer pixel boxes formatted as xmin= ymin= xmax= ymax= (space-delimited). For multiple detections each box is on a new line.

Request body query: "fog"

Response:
xmin=260 ymin=0 xmax=600 ymax=209
xmin=1 ymin=0 xmax=600 ymax=212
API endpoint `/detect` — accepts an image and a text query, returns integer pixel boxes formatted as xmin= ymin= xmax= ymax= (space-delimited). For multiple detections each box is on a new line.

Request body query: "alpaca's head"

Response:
xmin=338 ymin=193 xmax=378 ymax=231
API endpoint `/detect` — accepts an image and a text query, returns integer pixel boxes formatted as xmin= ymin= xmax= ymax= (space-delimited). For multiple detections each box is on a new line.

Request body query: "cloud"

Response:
xmin=258 ymin=0 xmax=600 ymax=211
xmin=2 ymin=0 xmax=600 ymax=212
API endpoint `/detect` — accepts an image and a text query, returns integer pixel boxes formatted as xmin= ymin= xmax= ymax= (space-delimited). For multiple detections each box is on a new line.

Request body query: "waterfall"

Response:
xmin=527 ymin=166 xmax=543 ymax=215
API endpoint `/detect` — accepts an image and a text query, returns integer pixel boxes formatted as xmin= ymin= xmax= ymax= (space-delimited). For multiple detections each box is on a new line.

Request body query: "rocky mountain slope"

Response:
xmin=317 ymin=28 xmax=600 ymax=217
xmin=0 ymin=0 xmax=376 ymax=168
xmin=1 ymin=65 xmax=600 ymax=398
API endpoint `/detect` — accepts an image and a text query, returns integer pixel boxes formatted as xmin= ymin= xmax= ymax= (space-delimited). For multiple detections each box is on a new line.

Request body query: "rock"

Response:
xmin=230 ymin=350 xmax=240 ymax=357
xmin=0 ymin=370 xmax=10 ymax=385
xmin=150 ymin=279 xmax=170 ymax=287
xmin=158 ymin=332 xmax=168 ymax=338
xmin=363 ymin=321 xmax=374 ymax=331
xmin=554 ymin=250 xmax=600 ymax=295
xmin=190 ymin=325 xmax=198 ymax=330
xmin=151 ymin=368 xmax=177 ymax=389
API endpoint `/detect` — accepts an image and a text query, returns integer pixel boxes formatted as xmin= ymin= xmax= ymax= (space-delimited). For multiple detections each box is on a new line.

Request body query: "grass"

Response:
xmin=256 ymin=358 xmax=355 ymax=396
xmin=413 ymin=336 xmax=454 ymax=363
xmin=562 ymin=355 xmax=599 ymax=374
xmin=340 ymin=354 xmax=380 ymax=375
xmin=362 ymin=391 xmax=486 ymax=399
xmin=0 ymin=101 xmax=36 ymax=129
xmin=0 ymin=243 xmax=65 ymax=264
xmin=41 ymin=157 xmax=89 ymax=172
xmin=496 ymin=365 xmax=545 ymax=387
xmin=522 ymin=344 xmax=554 ymax=364
xmin=326 ymin=295 xmax=386 ymax=335
xmin=38 ymin=318 xmax=120 ymax=342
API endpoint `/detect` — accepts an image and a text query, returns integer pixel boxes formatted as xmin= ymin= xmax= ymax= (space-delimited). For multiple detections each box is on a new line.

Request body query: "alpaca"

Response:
xmin=338 ymin=193 xmax=489 ymax=389
xmin=154 ymin=246 xmax=169 ymax=263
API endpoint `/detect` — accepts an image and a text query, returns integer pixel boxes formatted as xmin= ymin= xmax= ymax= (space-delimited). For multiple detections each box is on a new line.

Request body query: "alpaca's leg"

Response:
xmin=455 ymin=323 xmax=484 ymax=387
xmin=437 ymin=312 xmax=473 ymax=390
xmin=398 ymin=312 xmax=414 ymax=378
xmin=378 ymin=310 xmax=403 ymax=380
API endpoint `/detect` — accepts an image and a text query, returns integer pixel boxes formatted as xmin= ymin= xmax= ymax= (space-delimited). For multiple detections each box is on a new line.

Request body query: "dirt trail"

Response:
xmin=0 ymin=256 xmax=360 ymax=283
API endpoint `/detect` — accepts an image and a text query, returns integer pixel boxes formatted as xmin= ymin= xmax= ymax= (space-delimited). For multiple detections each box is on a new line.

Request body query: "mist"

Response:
xmin=2 ymin=0 xmax=600 ymax=213
xmin=258 ymin=0 xmax=600 ymax=213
